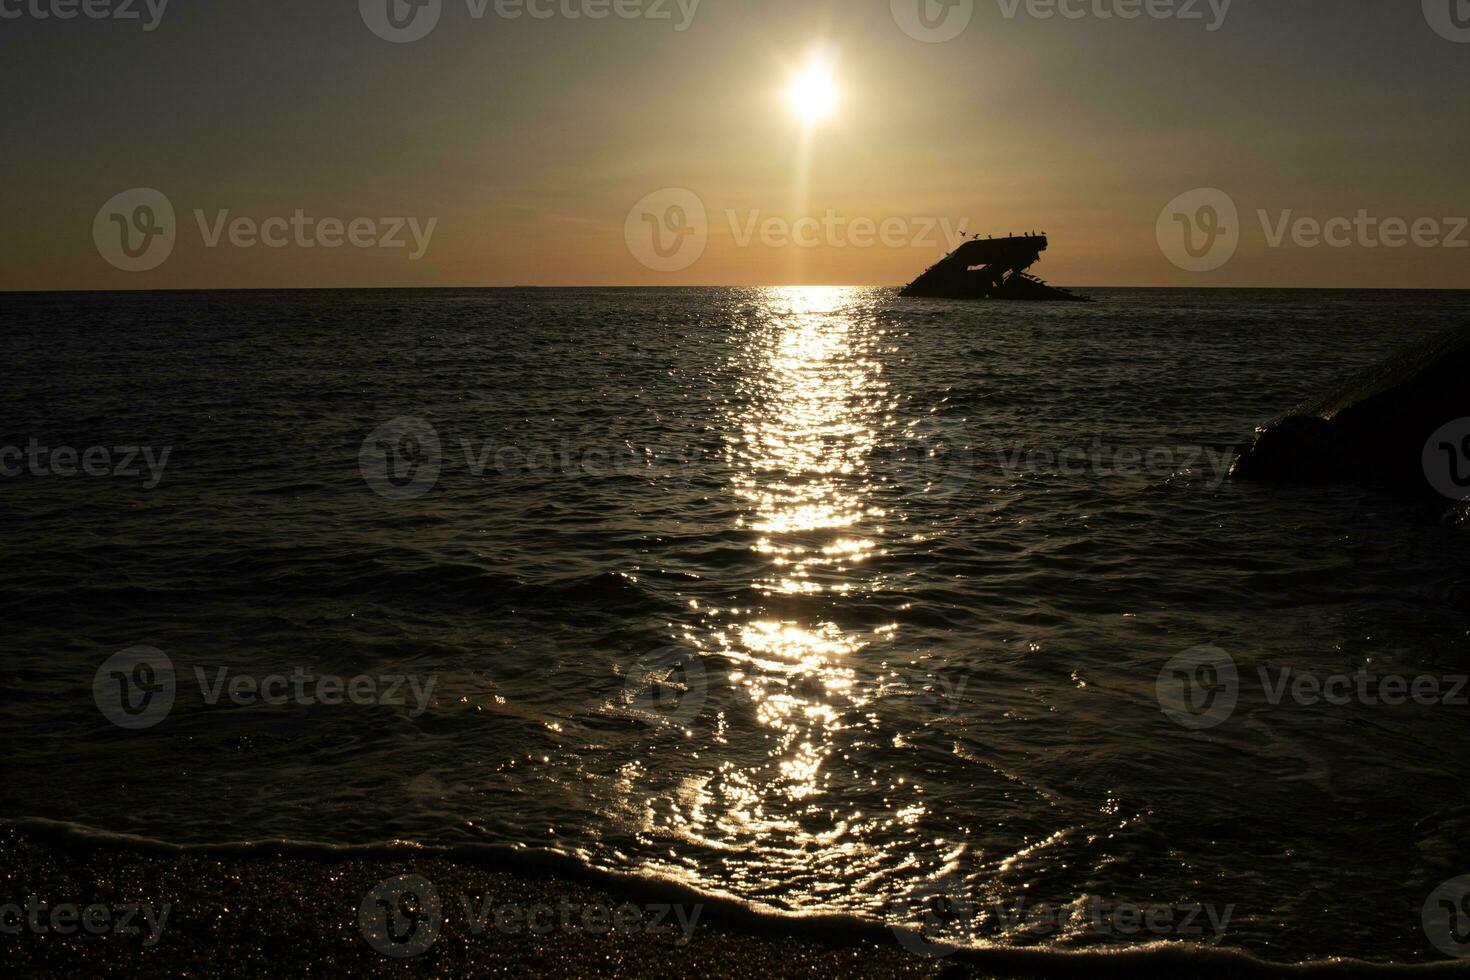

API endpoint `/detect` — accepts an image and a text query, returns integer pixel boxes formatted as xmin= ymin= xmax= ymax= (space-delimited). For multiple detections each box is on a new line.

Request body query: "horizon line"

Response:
xmin=6 ymin=284 xmax=1470 ymax=296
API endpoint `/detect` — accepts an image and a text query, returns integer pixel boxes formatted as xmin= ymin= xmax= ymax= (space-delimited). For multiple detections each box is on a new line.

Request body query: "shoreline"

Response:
xmin=3 ymin=821 xmax=1464 ymax=978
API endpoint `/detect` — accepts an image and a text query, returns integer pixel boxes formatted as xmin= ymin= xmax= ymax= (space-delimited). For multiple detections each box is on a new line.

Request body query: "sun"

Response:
xmin=787 ymin=62 xmax=838 ymax=125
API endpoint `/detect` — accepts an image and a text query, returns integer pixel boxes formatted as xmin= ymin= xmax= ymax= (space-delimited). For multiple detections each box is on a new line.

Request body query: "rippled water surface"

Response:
xmin=4 ymin=287 xmax=1469 ymax=964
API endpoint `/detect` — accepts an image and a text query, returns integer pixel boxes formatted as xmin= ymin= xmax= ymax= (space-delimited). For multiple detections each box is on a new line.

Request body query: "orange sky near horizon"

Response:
xmin=4 ymin=0 xmax=1468 ymax=291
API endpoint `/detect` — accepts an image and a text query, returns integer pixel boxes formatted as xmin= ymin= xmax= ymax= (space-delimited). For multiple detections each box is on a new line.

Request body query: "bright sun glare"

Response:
xmin=787 ymin=62 xmax=838 ymax=125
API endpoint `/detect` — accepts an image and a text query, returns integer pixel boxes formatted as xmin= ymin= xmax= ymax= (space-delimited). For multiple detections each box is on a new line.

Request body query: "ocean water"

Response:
xmin=3 ymin=286 xmax=1469 ymax=966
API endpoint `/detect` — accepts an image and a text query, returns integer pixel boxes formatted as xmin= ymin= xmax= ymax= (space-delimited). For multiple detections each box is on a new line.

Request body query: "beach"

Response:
xmin=2 ymin=824 xmax=940 ymax=978
xmin=8 ymin=823 xmax=1470 ymax=978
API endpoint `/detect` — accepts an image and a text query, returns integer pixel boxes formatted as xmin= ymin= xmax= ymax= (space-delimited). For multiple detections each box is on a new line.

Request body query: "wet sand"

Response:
xmin=2 ymin=825 xmax=1462 ymax=978
xmin=0 ymin=824 xmax=958 ymax=978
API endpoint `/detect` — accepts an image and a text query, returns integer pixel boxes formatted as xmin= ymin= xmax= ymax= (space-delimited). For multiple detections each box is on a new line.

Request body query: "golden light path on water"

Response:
xmin=645 ymin=286 xmax=938 ymax=911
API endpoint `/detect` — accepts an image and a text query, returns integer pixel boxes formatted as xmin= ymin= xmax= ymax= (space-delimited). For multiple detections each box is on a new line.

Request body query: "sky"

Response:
xmin=2 ymin=0 xmax=1468 ymax=289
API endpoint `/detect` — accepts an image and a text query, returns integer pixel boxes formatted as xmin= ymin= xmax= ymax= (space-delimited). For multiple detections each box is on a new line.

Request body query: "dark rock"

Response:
xmin=1231 ymin=323 xmax=1470 ymax=498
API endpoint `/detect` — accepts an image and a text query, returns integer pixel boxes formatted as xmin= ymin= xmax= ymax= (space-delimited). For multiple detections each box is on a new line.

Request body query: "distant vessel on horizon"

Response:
xmin=900 ymin=233 xmax=1091 ymax=302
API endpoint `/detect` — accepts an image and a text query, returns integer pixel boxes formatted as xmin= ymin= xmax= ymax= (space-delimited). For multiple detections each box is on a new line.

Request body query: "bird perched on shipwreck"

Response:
xmin=900 ymin=233 xmax=1090 ymax=302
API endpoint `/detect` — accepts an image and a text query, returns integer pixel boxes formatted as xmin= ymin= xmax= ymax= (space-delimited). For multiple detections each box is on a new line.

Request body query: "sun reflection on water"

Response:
xmin=650 ymin=286 xmax=928 ymax=908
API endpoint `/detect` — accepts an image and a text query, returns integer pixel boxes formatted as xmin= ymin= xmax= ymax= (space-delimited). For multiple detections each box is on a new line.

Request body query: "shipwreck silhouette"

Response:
xmin=900 ymin=233 xmax=1090 ymax=302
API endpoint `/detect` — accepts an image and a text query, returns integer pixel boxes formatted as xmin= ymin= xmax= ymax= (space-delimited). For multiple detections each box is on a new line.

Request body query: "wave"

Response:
xmin=4 ymin=817 xmax=1462 ymax=978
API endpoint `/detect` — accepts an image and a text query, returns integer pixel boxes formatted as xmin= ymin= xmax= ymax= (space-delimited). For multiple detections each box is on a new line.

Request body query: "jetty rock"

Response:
xmin=1230 ymin=322 xmax=1470 ymax=497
